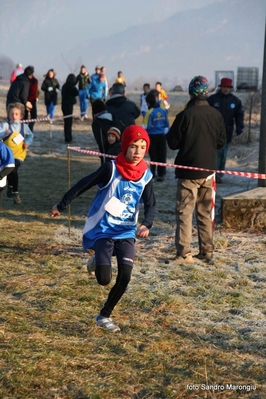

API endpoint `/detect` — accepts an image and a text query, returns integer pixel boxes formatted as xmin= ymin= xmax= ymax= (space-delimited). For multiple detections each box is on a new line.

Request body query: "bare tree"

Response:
xmin=61 ymin=54 xmax=83 ymax=76
xmin=239 ymin=90 xmax=261 ymax=143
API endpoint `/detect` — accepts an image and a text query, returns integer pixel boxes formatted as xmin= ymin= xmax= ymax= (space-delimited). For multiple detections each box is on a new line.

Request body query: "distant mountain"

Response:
xmin=1 ymin=0 xmax=265 ymax=89
xmin=59 ymin=0 xmax=265 ymax=88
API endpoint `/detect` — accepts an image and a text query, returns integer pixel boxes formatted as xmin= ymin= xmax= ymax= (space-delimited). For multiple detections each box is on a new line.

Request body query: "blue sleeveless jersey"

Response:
xmin=82 ymin=161 xmax=153 ymax=250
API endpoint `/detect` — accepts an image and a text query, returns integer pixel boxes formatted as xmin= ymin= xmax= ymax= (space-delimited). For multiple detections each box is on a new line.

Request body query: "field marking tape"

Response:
xmin=67 ymin=146 xmax=266 ymax=180
xmin=21 ymin=113 xmax=80 ymax=123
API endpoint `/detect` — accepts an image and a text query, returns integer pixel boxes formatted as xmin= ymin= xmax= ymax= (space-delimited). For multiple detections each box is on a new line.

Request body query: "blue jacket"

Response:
xmin=88 ymin=77 xmax=107 ymax=100
xmin=208 ymin=91 xmax=244 ymax=143
xmin=143 ymin=104 xmax=169 ymax=135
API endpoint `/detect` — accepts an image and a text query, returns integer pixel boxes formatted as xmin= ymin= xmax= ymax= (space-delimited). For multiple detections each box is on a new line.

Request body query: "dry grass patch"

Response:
xmin=0 ymin=89 xmax=266 ymax=398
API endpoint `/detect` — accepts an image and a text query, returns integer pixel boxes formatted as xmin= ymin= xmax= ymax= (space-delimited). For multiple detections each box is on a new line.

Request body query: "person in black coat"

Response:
xmin=167 ymin=76 xmax=226 ymax=264
xmin=91 ymin=99 xmax=125 ymax=164
xmin=41 ymin=69 xmax=60 ymax=119
xmin=208 ymin=77 xmax=244 ymax=183
xmin=6 ymin=65 xmax=35 ymax=118
xmin=106 ymin=83 xmax=140 ymax=127
xmin=61 ymin=74 xmax=79 ymax=143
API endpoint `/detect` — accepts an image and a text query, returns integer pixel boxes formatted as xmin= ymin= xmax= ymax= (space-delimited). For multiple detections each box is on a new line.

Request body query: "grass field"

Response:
xmin=0 ymin=87 xmax=266 ymax=398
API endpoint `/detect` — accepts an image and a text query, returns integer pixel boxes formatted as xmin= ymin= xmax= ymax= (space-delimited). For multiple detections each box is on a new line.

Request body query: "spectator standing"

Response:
xmin=10 ymin=63 xmax=24 ymax=84
xmin=61 ymin=74 xmax=79 ymax=143
xmin=6 ymin=65 xmax=34 ymax=117
xmin=140 ymin=83 xmax=150 ymax=119
xmin=51 ymin=125 xmax=156 ymax=332
xmin=106 ymin=83 xmax=140 ymax=127
xmin=41 ymin=69 xmax=60 ymax=119
xmin=143 ymin=91 xmax=169 ymax=181
xmin=115 ymin=71 xmax=126 ymax=87
xmin=91 ymin=99 xmax=125 ymax=164
xmin=166 ymin=76 xmax=226 ymax=263
xmin=76 ymin=65 xmax=91 ymax=120
xmin=155 ymin=81 xmax=170 ymax=109
xmin=91 ymin=65 xmax=101 ymax=82
xmin=0 ymin=102 xmax=34 ymax=204
xmin=100 ymin=66 xmax=108 ymax=100
xmin=208 ymin=77 xmax=244 ymax=183
xmin=89 ymin=73 xmax=107 ymax=105
xmin=25 ymin=74 xmax=40 ymax=132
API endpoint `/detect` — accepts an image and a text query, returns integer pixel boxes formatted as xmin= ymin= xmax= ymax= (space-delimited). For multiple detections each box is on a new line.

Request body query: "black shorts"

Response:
xmin=94 ymin=238 xmax=135 ymax=267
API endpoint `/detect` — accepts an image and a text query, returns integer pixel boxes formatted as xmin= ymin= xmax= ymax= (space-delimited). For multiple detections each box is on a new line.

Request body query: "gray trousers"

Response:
xmin=175 ymin=177 xmax=214 ymax=256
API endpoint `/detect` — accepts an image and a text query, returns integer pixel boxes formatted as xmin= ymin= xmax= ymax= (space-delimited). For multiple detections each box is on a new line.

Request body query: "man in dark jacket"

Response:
xmin=167 ymin=76 xmax=226 ymax=264
xmin=208 ymin=77 xmax=244 ymax=183
xmin=6 ymin=66 xmax=35 ymax=117
xmin=91 ymin=99 xmax=125 ymax=164
xmin=106 ymin=83 xmax=140 ymax=127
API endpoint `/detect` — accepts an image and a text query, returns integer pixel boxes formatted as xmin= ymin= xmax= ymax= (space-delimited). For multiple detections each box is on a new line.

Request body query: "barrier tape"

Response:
xmin=21 ymin=113 xmax=81 ymax=124
xmin=68 ymin=146 xmax=266 ymax=180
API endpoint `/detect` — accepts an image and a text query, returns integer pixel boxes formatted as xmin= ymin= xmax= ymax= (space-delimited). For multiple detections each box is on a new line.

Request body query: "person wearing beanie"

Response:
xmin=208 ymin=77 xmax=244 ymax=183
xmin=107 ymin=127 xmax=121 ymax=157
xmin=10 ymin=63 xmax=24 ymax=84
xmin=167 ymin=75 xmax=226 ymax=264
xmin=91 ymin=99 xmax=125 ymax=164
xmin=51 ymin=125 xmax=156 ymax=332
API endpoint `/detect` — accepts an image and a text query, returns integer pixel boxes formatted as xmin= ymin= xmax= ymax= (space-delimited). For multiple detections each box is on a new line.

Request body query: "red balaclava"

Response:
xmin=116 ymin=125 xmax=150 ymax=181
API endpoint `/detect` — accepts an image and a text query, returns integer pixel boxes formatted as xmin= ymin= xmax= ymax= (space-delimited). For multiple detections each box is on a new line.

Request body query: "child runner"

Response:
xmin=51 ymin=125 xmax=156 ymax=332
xmin=0 ymin=103 xmax=34 ymax=204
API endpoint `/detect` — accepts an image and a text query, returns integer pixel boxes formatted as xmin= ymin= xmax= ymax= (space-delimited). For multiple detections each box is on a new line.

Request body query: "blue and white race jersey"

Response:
xmin=82 ymin=161 xmax=152 ymax=249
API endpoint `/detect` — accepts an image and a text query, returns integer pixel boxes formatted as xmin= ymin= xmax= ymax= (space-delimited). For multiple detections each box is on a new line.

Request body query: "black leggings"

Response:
xmin=7 ymin=159 xmax=21 ymax=192
xmin=94 ymin=238 xmax=134 ymax=318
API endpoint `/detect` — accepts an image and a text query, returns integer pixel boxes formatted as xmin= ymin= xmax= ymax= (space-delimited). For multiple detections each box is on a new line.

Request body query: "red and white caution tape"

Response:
xmin=21 ymin=113 xmax=80 ymax=124
xmin=67 ymin=146 xmax=266 ymax=180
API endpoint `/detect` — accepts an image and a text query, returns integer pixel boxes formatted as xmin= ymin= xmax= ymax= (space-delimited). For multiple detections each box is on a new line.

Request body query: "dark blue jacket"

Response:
xmin=208 ymin=91 xmax=244 ymax=143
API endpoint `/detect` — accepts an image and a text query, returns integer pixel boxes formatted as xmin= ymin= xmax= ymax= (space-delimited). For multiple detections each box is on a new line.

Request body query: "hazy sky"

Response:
xmin=1 ymin=0 xmax=219 ymax=64
xmin=70 ymin=0 xmax=219 ymax=38
xmin=2 ymin=0 xmax=264 ymax=85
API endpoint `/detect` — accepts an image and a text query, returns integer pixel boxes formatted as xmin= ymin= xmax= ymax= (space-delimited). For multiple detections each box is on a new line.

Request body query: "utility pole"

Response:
xmin=258 ymin=19 xmax=266 ymax=187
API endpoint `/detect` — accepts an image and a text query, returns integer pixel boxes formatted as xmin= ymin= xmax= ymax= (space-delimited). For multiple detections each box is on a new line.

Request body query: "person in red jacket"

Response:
xmin=25 ymin=75 xmax=40 ymax=132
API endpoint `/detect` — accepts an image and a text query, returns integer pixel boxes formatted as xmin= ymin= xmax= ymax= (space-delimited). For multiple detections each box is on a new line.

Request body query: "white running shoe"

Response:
xmin=95 ymin=314 xmax=121 ymax=332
